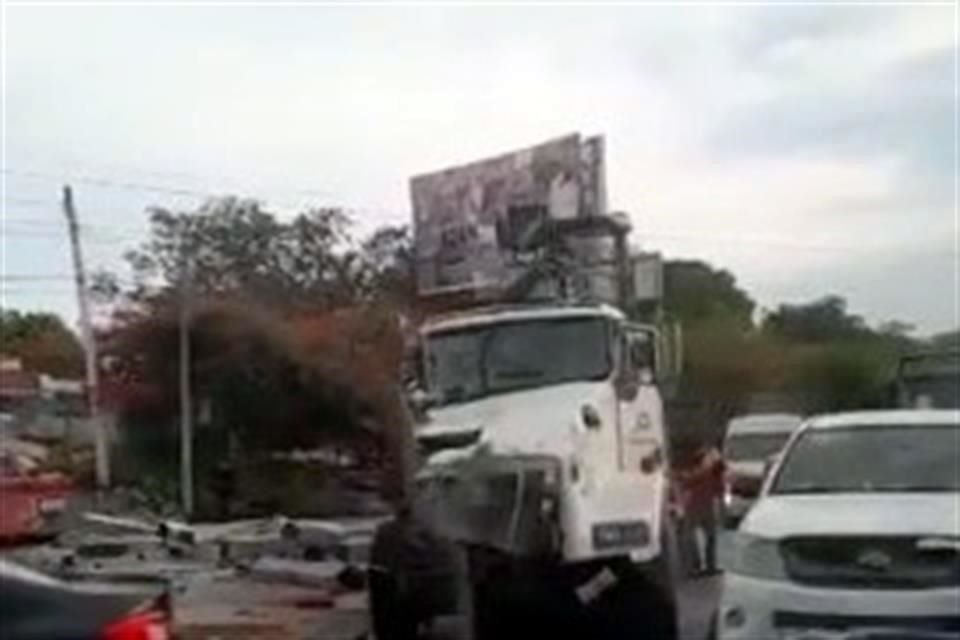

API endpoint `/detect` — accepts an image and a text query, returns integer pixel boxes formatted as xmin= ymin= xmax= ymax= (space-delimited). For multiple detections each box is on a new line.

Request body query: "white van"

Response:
xmin=722 ymin=414 xmax=803 ymax=526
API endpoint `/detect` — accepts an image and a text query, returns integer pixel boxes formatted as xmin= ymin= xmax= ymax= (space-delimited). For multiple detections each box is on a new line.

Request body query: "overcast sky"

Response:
xmin=3 ymin=3 xmax=957 ymax=334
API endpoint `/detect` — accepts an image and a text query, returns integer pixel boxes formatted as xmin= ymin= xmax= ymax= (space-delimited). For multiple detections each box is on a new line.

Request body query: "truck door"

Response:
xmin=618 ymin=328 xmax=665 ymax=475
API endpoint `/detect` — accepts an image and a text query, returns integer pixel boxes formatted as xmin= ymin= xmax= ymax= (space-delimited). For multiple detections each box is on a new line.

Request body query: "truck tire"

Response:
xmin=368 ymin=520 xmax=419 ymax=640
xmin=595 ymin=564 xmax=678 ymax=640
xmin=465 ymin=553 xmax=678 ymax=640
xmin=368 ymin=516 xmax=461 ymax=640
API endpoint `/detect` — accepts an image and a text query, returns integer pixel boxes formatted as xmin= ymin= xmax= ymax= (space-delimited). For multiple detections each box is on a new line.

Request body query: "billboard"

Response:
xmin=411 ymin=134 xmax=607 ymax=295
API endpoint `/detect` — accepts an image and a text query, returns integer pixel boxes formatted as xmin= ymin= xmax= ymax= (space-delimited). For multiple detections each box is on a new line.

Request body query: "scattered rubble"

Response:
xmin=1 ymin=506 xmax=385 ymax=638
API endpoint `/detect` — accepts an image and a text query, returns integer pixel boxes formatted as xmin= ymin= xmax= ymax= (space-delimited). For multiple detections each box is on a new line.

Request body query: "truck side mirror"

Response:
xmin=630 ymin=340 xmax=653 ymax=371
xmin=616 ymin=368 xmax=640 ymax=401
xmin=629 ymin=339 xmax=655 ymax=387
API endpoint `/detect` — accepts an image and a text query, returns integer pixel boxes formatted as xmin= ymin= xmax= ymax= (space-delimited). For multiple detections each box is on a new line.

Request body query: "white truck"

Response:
xmin=369 ymin=261 xmax=686 ymax=635
xmin=369 ymin=303 xmax=679 ymax=639
xmin=368 ymin=136 xmax=680 ymax=639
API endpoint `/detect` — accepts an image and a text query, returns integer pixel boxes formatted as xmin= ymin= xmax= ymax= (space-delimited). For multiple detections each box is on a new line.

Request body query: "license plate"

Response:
xmin=575 ymin=567 xmax=618 ymax=605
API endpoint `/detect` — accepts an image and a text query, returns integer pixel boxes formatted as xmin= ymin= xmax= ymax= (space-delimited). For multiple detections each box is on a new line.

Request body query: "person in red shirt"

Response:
xmin=677 ymin=444 xmax=725 ymax=575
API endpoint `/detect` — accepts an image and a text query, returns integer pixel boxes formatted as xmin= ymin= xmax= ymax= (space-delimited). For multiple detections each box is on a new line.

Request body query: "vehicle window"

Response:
xmin=425 ymin=318 xmax=611 ymax=404
xmin=771 ymin=425 xmax=960 ymax=494
xmin=724 ymin=433 xmax=791 ymax=461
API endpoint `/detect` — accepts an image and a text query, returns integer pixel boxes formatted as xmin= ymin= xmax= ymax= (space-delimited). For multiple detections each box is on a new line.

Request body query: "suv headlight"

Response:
xmin=730 ymin=532 xmax=787 ymax=580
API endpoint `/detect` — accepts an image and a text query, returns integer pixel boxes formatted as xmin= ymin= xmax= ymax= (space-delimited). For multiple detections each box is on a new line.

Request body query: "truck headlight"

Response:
xmin=592 ymin=521 xmax=650 ymax=550
xmin=730 ymin=532 xmax=787 ymax=580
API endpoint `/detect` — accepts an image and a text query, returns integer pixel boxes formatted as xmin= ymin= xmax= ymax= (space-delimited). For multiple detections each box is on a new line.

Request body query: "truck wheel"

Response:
xmin=462 ymin=549 xmax=565 ymax=640
xmin=368 ymin=520 xmax=418 ymax=640
xmin=599 ymin=567 xmax=678 ymax=640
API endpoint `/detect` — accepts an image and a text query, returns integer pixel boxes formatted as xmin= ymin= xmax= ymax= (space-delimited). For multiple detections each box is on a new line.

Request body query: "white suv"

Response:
xmin=720 ymin=410 xmax=960 ymax=640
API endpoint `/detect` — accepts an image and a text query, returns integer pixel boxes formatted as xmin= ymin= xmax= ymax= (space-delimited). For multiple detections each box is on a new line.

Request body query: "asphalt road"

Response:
xmin=678 ymin=574 xmax=722 ymax=640
xmin=675 ymin=527 xmax=733 ymax=640
xmin=397 ymin=531 xmax=734 ymax=640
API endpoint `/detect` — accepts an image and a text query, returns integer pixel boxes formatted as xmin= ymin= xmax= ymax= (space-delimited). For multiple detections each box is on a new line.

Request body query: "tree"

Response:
xmin=784 ymin=342 xmax=894 ymax=411
xmin=121 ymin=197 xmax=421 ymax=312
xmin=101 ymin=299 xmax=404 ymax=493
xmin=662 ymin=260 xmax=755 ymax=330
xmin=929 ymin=329 xmax=959 ymax=350
xmin=762 ymin=295 xmax=869 ymax=342
xmin=359 ymin=225 xmax=415 ymax=306
xmin=0 ymin=309 xmax=85 ymax=377
xmin=96 ymin=198 xmax=416 ymax=484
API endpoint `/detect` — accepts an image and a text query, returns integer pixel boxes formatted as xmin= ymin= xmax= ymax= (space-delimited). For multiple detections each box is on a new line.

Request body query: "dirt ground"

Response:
xmin=175 ymin=574 xmax=369 ymax=640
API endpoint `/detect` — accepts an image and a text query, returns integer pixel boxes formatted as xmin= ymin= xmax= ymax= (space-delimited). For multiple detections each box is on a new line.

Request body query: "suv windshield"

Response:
xmin=725 ymin=433 xmax=791 ymax=462
xmin=771 ymin=424 xmax=960 ymax=494
xmin=424 ymin=317 xmax=611 ymax=405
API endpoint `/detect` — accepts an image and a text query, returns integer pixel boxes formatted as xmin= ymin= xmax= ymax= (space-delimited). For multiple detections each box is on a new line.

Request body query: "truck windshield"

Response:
xmin=771 ymin=425 xmax=960 ymax=494
xmin=425 ymin=317 xmax=611 ymax=404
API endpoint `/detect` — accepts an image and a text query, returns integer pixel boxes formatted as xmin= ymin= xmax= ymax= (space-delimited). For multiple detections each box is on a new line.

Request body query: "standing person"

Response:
xmin=681 ymin=444 xmax=725 ymax=575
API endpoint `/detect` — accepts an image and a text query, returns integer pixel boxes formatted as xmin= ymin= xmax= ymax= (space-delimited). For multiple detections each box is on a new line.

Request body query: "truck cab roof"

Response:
xmin=421 ymin=302 xmax=625 ymax=335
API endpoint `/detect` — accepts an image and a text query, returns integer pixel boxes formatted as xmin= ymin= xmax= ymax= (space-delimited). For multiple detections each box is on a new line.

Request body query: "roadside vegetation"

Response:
xmin=5 ymin=196 xmax=955 ymax=512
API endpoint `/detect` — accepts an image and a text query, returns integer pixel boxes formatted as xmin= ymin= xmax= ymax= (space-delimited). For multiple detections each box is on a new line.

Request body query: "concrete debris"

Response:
xmin=334 ymin=533 xmax=373 ymax=566
xmin=8 ymin=507 xmax=379 ymax=621
xmin=245 ymin=557 xmax=347 ymax=589
xmin=80 ymin=513 xmax=159 ymax=535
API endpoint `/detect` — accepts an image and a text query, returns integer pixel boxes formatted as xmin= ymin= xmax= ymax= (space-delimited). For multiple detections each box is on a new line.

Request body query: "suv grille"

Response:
xmin=780 ymin=536 xmax=960 ymax=589
xmin=774 ymin=611 xmax=960 ymax=635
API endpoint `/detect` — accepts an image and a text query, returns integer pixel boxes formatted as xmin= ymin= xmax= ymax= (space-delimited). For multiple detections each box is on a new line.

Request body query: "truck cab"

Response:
xmin=369 ymin=303 xmax=679 ymax=640
xmin=417 ymin=303 xmax=669 ymax=563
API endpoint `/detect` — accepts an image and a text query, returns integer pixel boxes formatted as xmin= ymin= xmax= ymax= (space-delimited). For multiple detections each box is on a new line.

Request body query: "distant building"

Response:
xmin=0 ymin=358 xmax=40 ymax=414
xmin=0 ymin=357 xmax=92 ymax=444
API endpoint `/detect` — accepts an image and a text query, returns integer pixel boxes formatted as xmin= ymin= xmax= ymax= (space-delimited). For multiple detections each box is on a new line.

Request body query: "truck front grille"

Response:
xmin=419 ymin=456 xmax=561 ymax=556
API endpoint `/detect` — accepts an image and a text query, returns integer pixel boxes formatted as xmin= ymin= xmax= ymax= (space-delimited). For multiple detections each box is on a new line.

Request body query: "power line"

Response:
xmin=4 ymin=161 xmax=334 ymax=199
xmin=3 ymin=167 xmax=336 ymax=208
xmin=2 ymin=197 xmax=55 ymax=207
xmin=3 ymin=218 xmax=62 ymax=227
xmin=4 ymin=168 xmax=212 ymax=199
xmin=0 ymin=274 xmax=73 ymax=281
xmin=1 ymin=288 xmax=79 ymax=294
xmin=3 ymin=215 xmax=147 ymax=235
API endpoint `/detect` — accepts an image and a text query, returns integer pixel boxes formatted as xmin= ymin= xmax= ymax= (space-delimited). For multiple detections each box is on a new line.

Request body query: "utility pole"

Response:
xmin=179 ymin=249 xmax=195 ymax=518
xmin=62 ymin=185 xmax=110 ymax=488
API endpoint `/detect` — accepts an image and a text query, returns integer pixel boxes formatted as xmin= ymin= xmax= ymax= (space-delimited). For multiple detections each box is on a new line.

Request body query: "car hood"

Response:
xmin=422 ymin=381 xmax=612 ymax=461
xmin=743 ymin=494 xmax=960 ymax=539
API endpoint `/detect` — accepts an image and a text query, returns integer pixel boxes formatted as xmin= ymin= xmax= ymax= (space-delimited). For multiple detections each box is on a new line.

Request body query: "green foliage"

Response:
xmin=663 ymin=260 xmax=755 ymax=330
xmin=763 ymin=295 xmax=870 ymax=342
xmin=121 ymin=197 xmax=412 ymax=310
xmin=104 ymin=301 xmax=368 ymax=452
xmin=929 ymin=329 xmax=960 ymax=350
xmin=0 ymin=309 xmax=85 ymax=376
xmin=782 ymin=341 xmax=897 ymax=411
xmin=664 ymin=269 xmax=917 ymax=422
